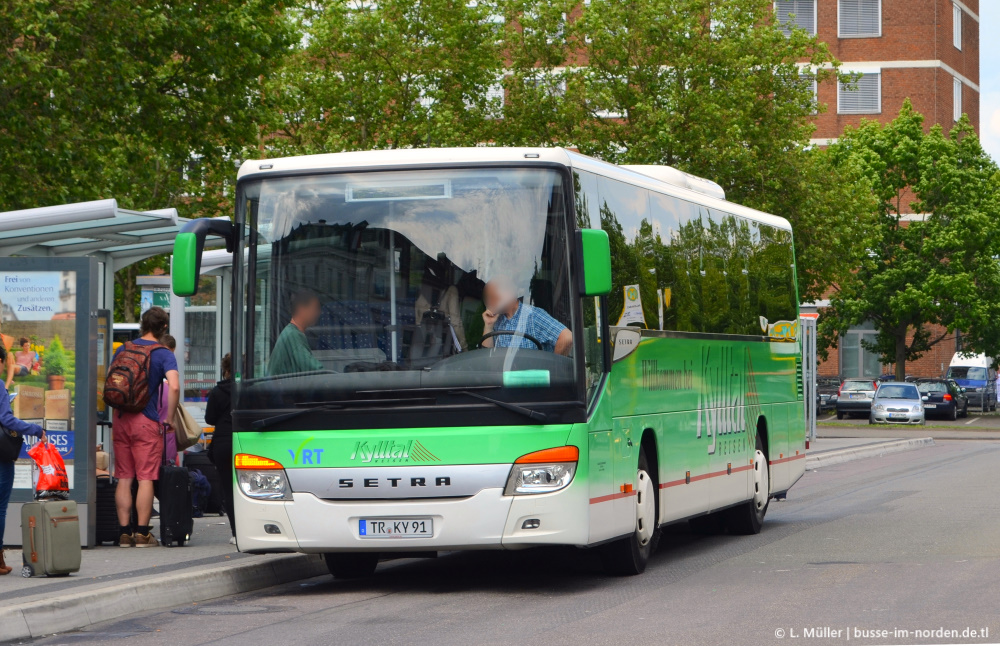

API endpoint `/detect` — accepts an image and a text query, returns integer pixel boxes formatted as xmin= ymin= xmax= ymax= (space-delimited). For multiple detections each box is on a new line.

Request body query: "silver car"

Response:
xmin=870 ymin=382 xmax=925 ymax=425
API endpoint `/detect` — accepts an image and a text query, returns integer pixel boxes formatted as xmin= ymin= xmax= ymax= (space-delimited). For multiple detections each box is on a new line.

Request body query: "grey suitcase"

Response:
xmin=20 ymin=500 xmax=81 ymax=577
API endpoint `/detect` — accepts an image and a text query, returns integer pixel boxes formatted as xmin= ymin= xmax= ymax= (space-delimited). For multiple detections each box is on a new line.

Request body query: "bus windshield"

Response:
xmin=235 ymin=167 xmax=580 ymax=424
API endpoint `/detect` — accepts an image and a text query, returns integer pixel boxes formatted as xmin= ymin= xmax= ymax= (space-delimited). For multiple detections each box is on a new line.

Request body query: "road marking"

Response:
xmin=965 ymin=417 xmax=980 ymax=425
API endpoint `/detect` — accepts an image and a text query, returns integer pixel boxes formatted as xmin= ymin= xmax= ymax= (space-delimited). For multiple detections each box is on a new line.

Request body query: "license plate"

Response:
xmin=849 ymin=393 xmax=865 ymax=399
xmin=359 ymin=518 xmax=433 ymax=538
xmin=924 ymin=404 xmax=936 ymax=408
xmin=890 ymin=413 xmax=908 ymax=419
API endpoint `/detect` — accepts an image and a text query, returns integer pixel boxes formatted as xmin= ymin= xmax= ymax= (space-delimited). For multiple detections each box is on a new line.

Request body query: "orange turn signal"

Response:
xmin=235 ymin=454 xmax=284 ymax=470
xmin=515 ymin=446 xmax=579 ymax=464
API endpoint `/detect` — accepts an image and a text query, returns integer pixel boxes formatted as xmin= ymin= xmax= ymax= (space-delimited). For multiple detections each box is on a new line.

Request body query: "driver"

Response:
xmin=482 ymin=277 xmax=573 ymax=356
xmin=268 ymin=289 xmax=324 ymax=376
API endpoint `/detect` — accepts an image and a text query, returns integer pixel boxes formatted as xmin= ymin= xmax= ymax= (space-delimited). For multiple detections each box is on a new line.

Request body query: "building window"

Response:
xmin=838 ymin=72 xmax=880 ymax=114
xmin=954 ymin=77 xmax=962 ymax=122
xmin=799 ymin=73 xmax=818 ymax=114
xmin=839 ymin=0 xmax=880 ymax=37
xmin=841 ymin=323 xmax=882 ymax=379
xmin=953 ymin=2 xmax=962 ymax=50
xmin=775 ymin=0 xmax=816 ymax=36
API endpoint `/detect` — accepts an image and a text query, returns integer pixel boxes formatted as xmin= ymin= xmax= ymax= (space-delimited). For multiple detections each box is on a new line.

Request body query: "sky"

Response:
xmin=980 ymin=4 xmax=1000 ymax=161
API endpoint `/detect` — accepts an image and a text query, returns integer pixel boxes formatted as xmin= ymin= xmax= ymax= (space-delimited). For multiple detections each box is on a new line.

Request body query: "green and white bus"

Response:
xmin=173 ymin=148 xmax=806 ymax=576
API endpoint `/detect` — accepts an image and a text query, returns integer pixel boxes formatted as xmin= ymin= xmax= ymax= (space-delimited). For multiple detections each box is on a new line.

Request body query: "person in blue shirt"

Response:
xmin=481 ymin=276 xmax=573 ymax=356
xmin=112 ymin=307 xmax=179 ymax=549
xmin=0 ymin=345 xmax=45 ymax=575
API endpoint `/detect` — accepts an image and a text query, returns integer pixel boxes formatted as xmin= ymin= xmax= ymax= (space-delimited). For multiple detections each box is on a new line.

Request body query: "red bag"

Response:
xmin=28 ymin=441 xmax=70 ymax=500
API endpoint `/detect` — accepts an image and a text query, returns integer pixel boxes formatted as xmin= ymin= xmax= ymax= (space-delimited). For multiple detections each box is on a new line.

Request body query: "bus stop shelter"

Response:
xmin=0 ymin=198 xmax=224 ymax=546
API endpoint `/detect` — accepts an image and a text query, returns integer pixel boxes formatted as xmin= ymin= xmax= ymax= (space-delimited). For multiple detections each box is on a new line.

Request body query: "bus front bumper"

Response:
xmin=235 ymin=484 xmax=590 ymax=554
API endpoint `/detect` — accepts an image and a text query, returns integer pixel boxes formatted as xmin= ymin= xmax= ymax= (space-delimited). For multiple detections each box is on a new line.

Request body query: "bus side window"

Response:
xmin=596 ymin=175 xmax=653 ymax=327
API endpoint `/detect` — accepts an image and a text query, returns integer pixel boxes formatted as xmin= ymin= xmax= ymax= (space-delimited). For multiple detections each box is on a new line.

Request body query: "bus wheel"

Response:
xmin=601 ymin=448 xmax=659 ymax=576
xmin=726 ymin=436 xmax=769 ymax=535
xmin=324 ymin=553 xmax=379 ymax=579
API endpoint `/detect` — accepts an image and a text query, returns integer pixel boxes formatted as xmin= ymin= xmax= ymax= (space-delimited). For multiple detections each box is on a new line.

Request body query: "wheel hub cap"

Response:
xmin=635 ymin=469 xmax=656 ymax=545
xmin=752 ymin=449 xmax=769 ymax=512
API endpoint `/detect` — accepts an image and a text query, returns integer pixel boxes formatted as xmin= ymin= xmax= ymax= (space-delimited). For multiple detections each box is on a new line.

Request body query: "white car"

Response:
xmin=870 ymin=382 xmax=925 ymax=425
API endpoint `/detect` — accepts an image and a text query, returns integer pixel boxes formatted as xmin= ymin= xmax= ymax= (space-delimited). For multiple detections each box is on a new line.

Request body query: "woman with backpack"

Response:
xmin=106 ymin=307 xmax=179 ymax=548
xmin=0 ymin=344 xmax=45 ymax=574
xmin=205 ymin=354 xmax=236 ymax=544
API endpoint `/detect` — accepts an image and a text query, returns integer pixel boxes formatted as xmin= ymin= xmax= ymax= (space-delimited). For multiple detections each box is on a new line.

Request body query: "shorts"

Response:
xmin=113 ymin=412 xmax=163 ymax=481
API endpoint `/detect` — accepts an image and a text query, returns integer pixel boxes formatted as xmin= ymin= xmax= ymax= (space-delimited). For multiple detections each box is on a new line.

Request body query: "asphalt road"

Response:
xmin=26 ymin=441 xmax=1000 ymax=646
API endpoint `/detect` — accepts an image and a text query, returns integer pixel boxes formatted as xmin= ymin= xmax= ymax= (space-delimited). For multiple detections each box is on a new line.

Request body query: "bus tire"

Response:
xmin=324 ymin=553 xmax=379 ymax=579
xmin=726 ymin=435 xmax=769 ymax=535
xmin=601 ymin=448 xmax=659 ymax=576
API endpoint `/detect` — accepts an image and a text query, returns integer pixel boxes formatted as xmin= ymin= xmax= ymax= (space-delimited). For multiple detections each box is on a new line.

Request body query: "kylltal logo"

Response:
xmin=350 ymin=440 xmax=440 ymax=464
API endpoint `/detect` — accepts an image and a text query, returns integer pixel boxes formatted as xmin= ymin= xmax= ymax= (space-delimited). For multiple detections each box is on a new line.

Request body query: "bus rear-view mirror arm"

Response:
xmin=577 ymin=229 xmax=612 ymax=297
xmin=172 ymin=218 xmax=235 ymax=297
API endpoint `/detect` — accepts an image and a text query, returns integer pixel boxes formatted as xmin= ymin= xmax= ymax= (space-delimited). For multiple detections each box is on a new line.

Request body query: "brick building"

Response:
xmin=778 ymin=0 xmax=981 ymax=379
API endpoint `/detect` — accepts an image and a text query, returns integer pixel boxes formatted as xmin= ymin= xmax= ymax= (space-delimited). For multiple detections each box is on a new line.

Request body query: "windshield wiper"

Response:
xmin=448 ymin=389 xmax=547 ymax=422
xmin=251 ymin=404 xmax=345 ymax=430
xmin=250 ymin=396 xmax=438 ymax=430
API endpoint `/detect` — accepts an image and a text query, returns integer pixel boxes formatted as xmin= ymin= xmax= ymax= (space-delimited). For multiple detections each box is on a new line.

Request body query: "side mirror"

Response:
xmin=577 ymin=229 xmax=611 ymax=297
xmin=961 ymin=387 xmax=967 ymax=393
xmin=921 ymin=396 xmax=929 ymax=401
xmin=173 ymin=219 xmax=235 ymax=297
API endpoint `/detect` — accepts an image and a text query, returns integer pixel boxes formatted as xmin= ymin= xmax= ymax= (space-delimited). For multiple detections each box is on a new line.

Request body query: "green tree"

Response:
xmin=263 ymin=0 xmax=505 ymax=154
xmin=492 ymin=0 xmax=871 ymax=302
xmin=1 ymin=0 xmax=299 ymax=313
xmin=819 ymin=101 xmax=1000 ymax=380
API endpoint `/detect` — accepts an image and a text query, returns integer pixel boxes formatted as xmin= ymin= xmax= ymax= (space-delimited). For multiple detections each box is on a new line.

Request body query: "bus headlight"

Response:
xmin=235 ymin=453 xmax=293 ymax=501
xmin=238 ymin=471 xmax=292 ymax=500
xmin=504 ymin=446 xmax=579 ymax=496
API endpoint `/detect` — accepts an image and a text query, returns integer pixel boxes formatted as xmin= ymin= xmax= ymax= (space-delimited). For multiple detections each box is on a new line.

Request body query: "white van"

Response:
xmin=945 ymin=353 xmax=997 ymax=410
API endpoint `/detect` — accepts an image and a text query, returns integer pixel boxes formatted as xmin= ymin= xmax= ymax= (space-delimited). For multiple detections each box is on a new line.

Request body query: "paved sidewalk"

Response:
xmin=0 ymin=515 xmax=327 ymax=643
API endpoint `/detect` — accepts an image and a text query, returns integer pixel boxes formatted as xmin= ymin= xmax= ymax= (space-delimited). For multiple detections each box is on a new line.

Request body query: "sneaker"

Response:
xmin=229 ymin=537 xmax=237 ymax=545
xmin=134 ymin=532 xmax=159 ymax=548
xmin=119 ymin=534 xmax=135 ymax=548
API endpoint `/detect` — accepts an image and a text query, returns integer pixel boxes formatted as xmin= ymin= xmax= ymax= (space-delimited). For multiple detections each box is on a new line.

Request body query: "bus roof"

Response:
xmin=238 ymin=147 xmax=792 ymax=232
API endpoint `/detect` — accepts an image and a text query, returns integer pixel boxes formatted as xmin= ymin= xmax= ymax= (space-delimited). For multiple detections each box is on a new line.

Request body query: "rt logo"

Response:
xmin=288 ymin=438 xmax=324 ymax=465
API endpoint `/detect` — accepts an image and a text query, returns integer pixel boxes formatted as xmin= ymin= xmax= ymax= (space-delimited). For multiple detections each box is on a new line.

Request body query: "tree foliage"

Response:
xmin=819 ymin=101 xmax=1000 ymax=379
xmin=262 ymin=0 xmax=505 ymax=154
xmin=1 ymin=0 xmax=299 ymax=318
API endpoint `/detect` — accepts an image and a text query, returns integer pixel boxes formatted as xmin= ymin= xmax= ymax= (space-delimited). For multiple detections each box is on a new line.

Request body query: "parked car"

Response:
xmin=916 ymin=378 xmax=969 ymax=420
xmin=944 ymin=353 xmax=997 ymax=411
xmin=817 ymin=377 xmax=841 ymax=412
xmin=836 ymin=379 xmax=879 ymax=419
xmin=869 ymin=382 xmax=925 ymax=425
xmin=878 ymin=373 xmax=917 ymax=382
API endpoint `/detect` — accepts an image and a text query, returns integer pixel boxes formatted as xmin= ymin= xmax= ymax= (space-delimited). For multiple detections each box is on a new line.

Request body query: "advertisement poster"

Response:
xmin=615 ymin=284 xmax=647 ymax=328
xmin=0 ymin=270 xmax=77 ymax=489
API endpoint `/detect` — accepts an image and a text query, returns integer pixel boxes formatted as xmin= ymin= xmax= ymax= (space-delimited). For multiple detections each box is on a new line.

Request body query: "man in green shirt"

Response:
xmin=268 ymin=289 xmax=324 ymax=376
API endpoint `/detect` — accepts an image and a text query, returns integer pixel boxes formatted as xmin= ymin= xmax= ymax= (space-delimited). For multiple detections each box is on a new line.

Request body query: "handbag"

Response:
xmin=0 ymin=426 xmax=24 ymax=463
xmin=171 ymin=405 xmax=202 ymax=451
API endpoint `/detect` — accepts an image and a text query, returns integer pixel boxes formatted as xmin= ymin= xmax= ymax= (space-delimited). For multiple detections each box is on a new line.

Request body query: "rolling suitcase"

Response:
xmin=158 ymin=463 xmax=194 ymax=546
xmin=20 ymin=500 xmax=81 ymax=577
xmin=95 ymin=475 xmax=120 ymax=545
xmin=95 ymin=476 xmax=138 ymax=545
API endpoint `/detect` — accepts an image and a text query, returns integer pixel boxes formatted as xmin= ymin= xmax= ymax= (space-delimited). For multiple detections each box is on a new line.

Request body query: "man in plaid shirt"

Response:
xmin=482 ymin=277 xmax=573 ymax=356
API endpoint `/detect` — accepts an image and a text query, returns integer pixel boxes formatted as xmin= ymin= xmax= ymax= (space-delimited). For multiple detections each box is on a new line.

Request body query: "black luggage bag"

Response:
xmin=183 ymin=450 xmax=223 ymax=515
xmin=157 ymin=461 xmax=194 ymax=546
xmin=95 ymin=475 xmax=120 ymax=545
